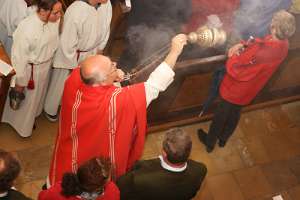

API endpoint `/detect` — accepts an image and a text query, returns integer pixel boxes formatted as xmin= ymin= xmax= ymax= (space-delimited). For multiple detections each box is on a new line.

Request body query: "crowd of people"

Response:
xmin=0 ymin=0 xmax=298 ymax=199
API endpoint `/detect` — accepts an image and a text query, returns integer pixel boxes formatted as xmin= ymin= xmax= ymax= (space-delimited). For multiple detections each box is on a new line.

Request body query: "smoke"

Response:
xmin=126 ymin=24 xmax=175 ymax=66
xmin=122 ymin=0 xmax=191 ymax=67
xmin=232 ymin=0 xmax=292 ymax=39
xmin=122 ymin=0 xmax=292 ymax=68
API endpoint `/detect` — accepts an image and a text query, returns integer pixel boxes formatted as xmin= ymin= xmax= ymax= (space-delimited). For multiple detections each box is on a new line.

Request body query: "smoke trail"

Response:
xmin=120 ymin=0 xmax=191 ymax=68
xmin=233 ymin=0 xmax=292 ymax=39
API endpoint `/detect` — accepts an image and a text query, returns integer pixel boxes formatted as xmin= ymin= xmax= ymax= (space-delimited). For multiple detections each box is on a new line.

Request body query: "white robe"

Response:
xmin=44 ymin=0 xmax=112 ymax=116
xmin=0 ymin=0 xmax=35 ymax=57
xmin=1 ymin=13 xmax=60 ymax=137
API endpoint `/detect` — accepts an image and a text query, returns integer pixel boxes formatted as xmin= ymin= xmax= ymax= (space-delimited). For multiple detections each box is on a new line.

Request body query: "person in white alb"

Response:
xmin=0 ymin=0 xmax=36 ymax=57
xmin=1 ymin=0 xmax=62 ymax=137
xmin=43 ymin=0 xmax=112 ymax=121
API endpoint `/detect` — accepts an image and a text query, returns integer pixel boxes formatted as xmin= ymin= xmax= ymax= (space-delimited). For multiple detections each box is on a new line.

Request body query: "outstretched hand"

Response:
xmin=170 ymin=34 xmax=188 ymax=56
xmin=164 ymin=34 xmax=188 ymax=69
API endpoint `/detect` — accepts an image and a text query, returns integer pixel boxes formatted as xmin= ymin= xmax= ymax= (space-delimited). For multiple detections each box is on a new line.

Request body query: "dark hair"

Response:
xmin=162 ymin=128 xmax=192 ymax=164
xmin=61 ymin=157 xmax=111 ymax=197
xmin=0 ymin=149 xmax=21 ymax=193
xmin=33 ymin=0 xmax=59 ymax=11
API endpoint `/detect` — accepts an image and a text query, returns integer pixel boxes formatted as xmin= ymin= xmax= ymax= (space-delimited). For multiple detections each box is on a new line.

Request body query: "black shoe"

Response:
xmin=44 ymin=112 xmax=58 ymax=122
xmin=42 ymin=183 xmax=47 ymax=190
xmin=218 ymin=140 xmax=226 ymax=147
xmin=197 ymin=129 xmax=214 ymax=153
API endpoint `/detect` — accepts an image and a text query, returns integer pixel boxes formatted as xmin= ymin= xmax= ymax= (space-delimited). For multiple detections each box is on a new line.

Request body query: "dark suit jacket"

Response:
xmin=116 ymin=158 xmax=207 ymax=200
xmin=0 ymin=189 xmax=32 ymax=200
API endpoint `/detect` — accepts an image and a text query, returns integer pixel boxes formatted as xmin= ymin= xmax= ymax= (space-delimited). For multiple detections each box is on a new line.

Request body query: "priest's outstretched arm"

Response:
xmin=143 ymin=34 xmax=187 ymax=107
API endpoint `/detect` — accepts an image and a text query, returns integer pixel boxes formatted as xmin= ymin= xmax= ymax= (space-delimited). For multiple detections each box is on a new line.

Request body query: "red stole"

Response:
xmin=49 ymin=68 xmax=147 ymax=185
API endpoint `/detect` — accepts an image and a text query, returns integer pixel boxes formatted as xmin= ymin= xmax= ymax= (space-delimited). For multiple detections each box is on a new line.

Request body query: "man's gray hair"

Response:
xmin=80 ymin=68 xmax=107 ymax=85
xmin=162 ymin=128 xmax=192 ymax=164
xmin=271 ymin=10 xmax=296 ymax=40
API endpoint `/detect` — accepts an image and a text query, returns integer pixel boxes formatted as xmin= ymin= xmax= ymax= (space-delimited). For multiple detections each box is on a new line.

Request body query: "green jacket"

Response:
xmin=117 ymin=158 xmax=207 ymax=200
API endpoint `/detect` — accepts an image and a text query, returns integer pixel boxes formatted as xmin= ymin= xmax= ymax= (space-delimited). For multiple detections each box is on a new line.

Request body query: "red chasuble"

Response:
xmin=49 ymin=68 xmax=147 ymax=185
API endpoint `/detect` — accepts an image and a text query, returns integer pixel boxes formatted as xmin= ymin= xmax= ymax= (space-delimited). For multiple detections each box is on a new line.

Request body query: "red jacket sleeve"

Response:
xmin=226 ymin=44 xmax=283 ymax=82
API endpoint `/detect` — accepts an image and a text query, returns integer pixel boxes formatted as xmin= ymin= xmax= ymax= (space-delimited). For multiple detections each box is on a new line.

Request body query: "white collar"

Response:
xmin=159 ymin=155 xmax=187 ymax=172
xmin=0 ymin=192 xmax=8 ymax=197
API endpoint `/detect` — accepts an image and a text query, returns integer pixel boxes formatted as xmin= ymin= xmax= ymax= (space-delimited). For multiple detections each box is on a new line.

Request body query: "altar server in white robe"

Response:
xmin=43 ymin=0 xmax=112 ymax=121
xmin=1 ymin=0 xmax=62 ymax=137
xmin=0 ymin=0 xmax=36 ymax=57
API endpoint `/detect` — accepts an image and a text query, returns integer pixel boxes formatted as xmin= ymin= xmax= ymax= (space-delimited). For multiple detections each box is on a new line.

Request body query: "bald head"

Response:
xmin=80 ymin=55 xmax=111 ymax=86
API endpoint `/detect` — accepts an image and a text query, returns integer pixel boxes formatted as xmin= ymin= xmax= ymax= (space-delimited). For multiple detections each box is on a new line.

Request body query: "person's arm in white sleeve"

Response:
xmin=6 ymin=0 xmax=28 ymax=36
xmin=97 ymin=1 xmax=112 ymax=53
xmin=56 ymin=10 xmax=80 ymax=68
xmin=11 ymin=28 xmax=31 ymax=92
xmin=144 ymin=34 xmax=187 ymax=107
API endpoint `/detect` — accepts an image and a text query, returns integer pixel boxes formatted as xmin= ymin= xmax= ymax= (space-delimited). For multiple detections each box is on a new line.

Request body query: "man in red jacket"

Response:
xmin=198 ymin=10 xmax=296 ymax=153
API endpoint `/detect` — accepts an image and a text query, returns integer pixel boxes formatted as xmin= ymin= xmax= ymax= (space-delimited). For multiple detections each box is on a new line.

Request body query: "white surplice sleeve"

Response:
xmin=11 ymin=27 xmax=31 ymax=86
xmin=144 ymin=62 xmax=175 ymax=107
xmin=5 ymin=0 xmax=28 ymax=36
xmin=54 ymin=13 xmax=80 ymax=69
xmin=97 ymin=1 xmax=112 ymax=51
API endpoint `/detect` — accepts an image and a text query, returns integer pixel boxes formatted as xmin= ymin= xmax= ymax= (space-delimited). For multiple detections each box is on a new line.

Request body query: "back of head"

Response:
xmin=162 ymin=128 xmax=192 ymax=164
xmin=0 ymin=149 xmax=21 ymax=193
xmin=33 ymin=0 xmax=59 ymax=11
xmin=80 ymin=55 xmax=111 ymax=86
xmin=271 ymin=10 xmax=296 ymax=40
xmin=61 ymin=157 xmax=111 ymax=197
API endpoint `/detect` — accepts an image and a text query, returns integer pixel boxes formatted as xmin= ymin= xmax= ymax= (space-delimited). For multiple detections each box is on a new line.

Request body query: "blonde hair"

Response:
xmin=271 ymin=10 xmax=296 ymax=40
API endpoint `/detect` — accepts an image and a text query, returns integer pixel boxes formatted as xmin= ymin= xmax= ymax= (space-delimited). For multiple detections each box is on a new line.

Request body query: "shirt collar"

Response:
xmin=0 ymin=192 xmax=8 ymax=197
xmin=159 ymin=155 xmax=187 ymax=172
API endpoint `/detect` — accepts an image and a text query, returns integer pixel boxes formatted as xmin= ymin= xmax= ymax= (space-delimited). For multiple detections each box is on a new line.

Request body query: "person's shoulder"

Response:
xmin=123 ymin=83 xmax=145 ymax=94
xmin=68 ymin=1 xmax=93 ymax=12
xmin=38 ymin=182 xmax=65 ymax=200
xmin=136 ymin=158 xmax=160 ymax=168
xmin=105 ymin=181 xmax=120 ymax=192
xmin=8 ymin=189 xmax=32 ymax=200
xmin=65 ymin=1 xmax=91 ymax=19
xmin=14 ymin=14 xmax=37 ymax=37
xmin=67 ymin=67 xmax=81 ymax=82
xmin=10 ymin=0 xmax=27 ymax=9
xmin=187 ymin=160 xmax=207 ymax=174
xmin=98 ymin=0 xmax=112 ymax=10
xmin=131 ymin=159 xmax=162 ymax=175
xmin=102 ymin=181 xmax=120 ymax=199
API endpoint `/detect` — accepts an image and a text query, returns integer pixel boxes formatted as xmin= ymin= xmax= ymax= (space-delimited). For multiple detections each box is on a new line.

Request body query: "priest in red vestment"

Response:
xmin=48 ymin=34 xmax=187 ymax=186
